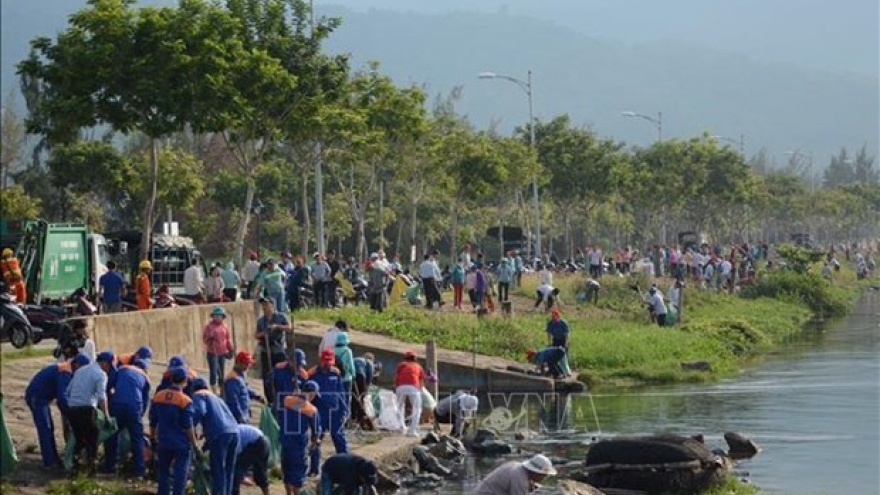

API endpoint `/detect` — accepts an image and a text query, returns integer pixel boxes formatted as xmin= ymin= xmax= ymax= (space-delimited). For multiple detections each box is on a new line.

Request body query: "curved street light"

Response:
xmin=479 ymin=70 xmax=541 ymax=259
xmin=621 ymin=110 xmax=663 ymax=142
xmin=711 ymin=134 xmax=746 ymax=155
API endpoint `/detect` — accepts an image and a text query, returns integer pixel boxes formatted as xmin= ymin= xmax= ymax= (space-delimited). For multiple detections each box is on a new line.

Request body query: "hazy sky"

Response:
xmin=331 ymin=0 xmax=880 ymax=77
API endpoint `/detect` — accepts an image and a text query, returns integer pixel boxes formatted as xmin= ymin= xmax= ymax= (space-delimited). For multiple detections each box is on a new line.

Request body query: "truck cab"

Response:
xmin=105 ymin=231 xmax=202 ymax=295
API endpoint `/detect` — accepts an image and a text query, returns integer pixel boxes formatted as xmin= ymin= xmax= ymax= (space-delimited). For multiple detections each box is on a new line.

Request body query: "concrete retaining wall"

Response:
xmin=87 ymin=303 xmax=574 ymax=393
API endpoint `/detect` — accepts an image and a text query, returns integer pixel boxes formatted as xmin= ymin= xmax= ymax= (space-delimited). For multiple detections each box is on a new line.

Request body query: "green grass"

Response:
xmin=294 ymin=267 xmax=862 ymax=388
xmin=0 ymin=345 xmax=53 ymax=362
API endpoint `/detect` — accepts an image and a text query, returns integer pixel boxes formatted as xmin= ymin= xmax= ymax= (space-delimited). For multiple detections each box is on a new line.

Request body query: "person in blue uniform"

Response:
xmin=191 ymin=377 xmax=239 ymax=495
xmin=149 ymin=366 xmax=200 ymax=495
xmin=117 ymin=346 xmax=154 ymax=367
xmin=233 ymin=424 xmax=271 ymax=495
xmin=526 ymin=347 xmax=567 ymax=379
xmin=25 ymin=354 xmax=86 ymax=468
xmin=103 ymin=358 xmax=151 ymax=477
xmin=320 ymin=453 xmax=378 ymax=495
xmin=157 ymin=355 xmax=199 ymax=395
xmin=308 ymin=350 xmax=348 ymax=456
xmin=351 ymin=353 xmax=380 ymax=430
xmin=223 ymin=351 xmax=265 ymax=424
xmin=273 ymin=349 xmax=308 ymax=412
xmin=280 ymin=380 xmax=321 ymax=495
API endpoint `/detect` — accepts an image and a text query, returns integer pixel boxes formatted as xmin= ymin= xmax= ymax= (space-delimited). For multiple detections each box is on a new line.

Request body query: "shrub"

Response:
xmin=740 ymin=270 xmax=848 ymax=318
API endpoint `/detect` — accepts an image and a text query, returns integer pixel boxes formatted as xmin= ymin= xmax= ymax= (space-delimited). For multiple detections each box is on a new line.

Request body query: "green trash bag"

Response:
xmin=0 ymin=394 xmax=18 ymax=479
xmin=191 ymin=450 xmax=211 ymax=495
xmin=61 ymin=409 xmax=118 ymax=472
xmin=258 ymin=405 xmax=281 ymax=468
xmin=665 ymin=305 xmax=679 ymax=326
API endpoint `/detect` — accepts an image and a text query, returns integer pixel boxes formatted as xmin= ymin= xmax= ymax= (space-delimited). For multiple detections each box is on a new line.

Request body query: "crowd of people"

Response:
xmin=25 ymin=296 xmax=487 ymax=495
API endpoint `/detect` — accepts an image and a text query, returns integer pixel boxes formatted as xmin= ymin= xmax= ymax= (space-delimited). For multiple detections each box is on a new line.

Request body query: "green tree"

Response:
xmin=0 ymin=186 xmax=41 ymax=219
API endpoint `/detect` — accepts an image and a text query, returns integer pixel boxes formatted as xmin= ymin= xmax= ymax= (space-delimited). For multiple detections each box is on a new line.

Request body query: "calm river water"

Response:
xmin=403 ymin=293 xmax=879 ymax=495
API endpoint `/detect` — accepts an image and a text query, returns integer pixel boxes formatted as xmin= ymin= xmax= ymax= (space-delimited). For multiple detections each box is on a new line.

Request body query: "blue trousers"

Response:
xmin=206 ymin=354 xmax=227 ymax=388
xmin=157 ymin=447 xmax=191 ymax=495
xmin=281 ymin=436 xmax=308 ymax=487
xmin=319 ymin=409 xmax=349 ymax=454
xmin=104 ymin=405 xmax=146 ymax=476
xmin=27 ymin=398 xmax=59 ymax=468
xmin=207 ymin=433 xmax=238 ymax=495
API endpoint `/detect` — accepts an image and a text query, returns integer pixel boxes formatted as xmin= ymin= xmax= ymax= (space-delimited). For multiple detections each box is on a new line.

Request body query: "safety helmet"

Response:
xmin=139 ymin=259 xmax=152 ymax=270
xmin=1 ymin=248 xmax=12 ymax=257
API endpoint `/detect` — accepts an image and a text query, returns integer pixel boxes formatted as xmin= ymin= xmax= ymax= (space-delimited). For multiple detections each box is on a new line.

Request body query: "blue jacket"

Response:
xmin=236 ymin=424 xmax=265 ymax=455
xmin=272 ymin=362 xmax=308 ymax=410
xmin=279 ymin=394 xmax=320 ymax=446
xmin=25 ymin=362 xmax=73 ymax=409
xmin=109 ymin=365 xmax=151 ymax=415
xmin=224 ymin=370 xmax=260 ymax=424
xmin=307 ymin=365 xmax=346 ymax=416
xmin=157 ymin=367 xmax=198 ymax=396
xmin=149 ymin=386 xmax=195 ymax=451
xmin=353 ymin=358 xmax=374 ymax=383
xmin=192 ymin=389 xmax=238 ymax=443
xmin=546 ymin=319 xmax=570 ymax=344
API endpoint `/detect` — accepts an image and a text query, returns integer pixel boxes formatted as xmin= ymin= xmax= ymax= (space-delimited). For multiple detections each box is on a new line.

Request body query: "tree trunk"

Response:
xmin=497 ymin=194 xmax=505 ymax=260
xmin=234 ymin=177 xmax=256 ymax=268
xmin=356 ymin=216 xmax=366 ymax=263
xmin=140 ymin=137 xmax=160 ymax=260
xmin=395 ymin=217 xmax=404 ymax=260
xmin=410 ymin=201 xmax=418 ymax=265
xmin=301 ymin=173 xmax=310 ymax=258
xmin=449 ymin=207 xmax=459 ymax=264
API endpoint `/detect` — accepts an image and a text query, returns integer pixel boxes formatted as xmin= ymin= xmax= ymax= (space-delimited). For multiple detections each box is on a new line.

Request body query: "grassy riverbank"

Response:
xmin=296 ymin=266 xmax=865 ymax=388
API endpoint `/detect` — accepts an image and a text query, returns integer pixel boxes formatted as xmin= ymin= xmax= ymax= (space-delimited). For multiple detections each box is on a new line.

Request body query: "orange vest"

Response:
xmin=0 ymin=257 xmax=22 ymax=283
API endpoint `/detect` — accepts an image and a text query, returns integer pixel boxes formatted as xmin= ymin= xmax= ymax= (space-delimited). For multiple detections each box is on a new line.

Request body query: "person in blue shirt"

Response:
xmin=157 ymin=356 xmax=199 ymax=396
xmin=191 ymin=377 xmax=240 ymax=495
xmin=149 ymin=366 xmax=199 ymax=495
xmin=273 ymin=349 xmax=308 ymax=413
xmin=98 ymin=261 xmax=127 ymax=313
xmin=308 ymin=349 xmax=348 ymax=457
xmin=116 ymin=346 xmax=154 ymax=367
xmin=526 ymin=347 xmax=567 ymax=379
xmin=351 ymin=353 xmax=379 ymax=430
xmin=254 ymin=297 xmax=291 ymax=405
xmin=224 ymin=351 xmax=265 ymax=424
xmin=545 ymin=309 xmax=572 ymax=376
xmin=103 ymin=358 xmax=151 ymax=477
xmin=320 ymin=453 xmax=378 ymax=495
xmin=233 ymin=424 xmax=271 ymax=495
xmin=280 ymin=381 xmax=322 ymax=495
xmin=25 ymin=355 xmax=86 ymax=468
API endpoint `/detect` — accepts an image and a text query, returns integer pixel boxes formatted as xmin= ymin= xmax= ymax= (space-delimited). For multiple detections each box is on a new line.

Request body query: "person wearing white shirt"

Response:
xmin=539 ymin=266 xmax=553 ymax=287
xmin=419 ymin=251 xmax=443 ymax=309
xmin=242 ymin=252 xmax=261 ymax=299
xmin=646 ymin=286 xmax=667 ymax=326
xmin=319 ymin=320 xmax=348 ymax=354
xmin=183 ymin=258 xmax=205 ymax=298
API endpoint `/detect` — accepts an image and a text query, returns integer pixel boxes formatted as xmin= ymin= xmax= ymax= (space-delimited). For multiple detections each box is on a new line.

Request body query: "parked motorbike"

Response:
xmin=0 ymin=282 xmax=34 ymax=348
xmin=297 ymin=282 xmax=315 ymax=309
xmin=72 ymin=287 xmax=97 ymax=316
xmin=352 ymin=277 xmax=369 ymax=305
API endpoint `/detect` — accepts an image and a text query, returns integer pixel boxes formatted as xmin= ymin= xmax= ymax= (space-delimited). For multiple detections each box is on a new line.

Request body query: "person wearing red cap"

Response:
xmin=394 ymin=351 xmax=427 ymax=437
xmin=526 ymin=347 xmax=567 ymax=379
xmin=545 ymin=309 xmax=572 ymax=376
xmin=308 ymin=349 xmax=348 ymax=456
xmin=224 ymin=351 xmax=265 ymax=424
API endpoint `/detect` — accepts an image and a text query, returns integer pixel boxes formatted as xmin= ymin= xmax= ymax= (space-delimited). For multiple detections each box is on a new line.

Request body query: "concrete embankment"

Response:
xmin=87 ymin=302 xmax=579 ymax=393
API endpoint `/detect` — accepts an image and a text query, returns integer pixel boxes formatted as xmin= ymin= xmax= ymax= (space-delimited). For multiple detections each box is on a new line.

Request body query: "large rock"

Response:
xmin=472 ymin=428 xmax=500 ymax=444
xmin=401 ymin=473 xmax=445 ymax=490
xmin=421 ymin=431 xmax=441 ymax=445
xmin=724 ymin=432 xmax=761 ymax=459
xmin=470 ymin=439 xmax=513 ymax=456
xmin=428 ymin=435 xmax=467 ymax=460
xmin=584 ymin=434 xmax=727 ymax=495
xmin=412 ymin=445 xmax=453 ymax=477
xmin=375 ymin=468 xmax=400 ymax=494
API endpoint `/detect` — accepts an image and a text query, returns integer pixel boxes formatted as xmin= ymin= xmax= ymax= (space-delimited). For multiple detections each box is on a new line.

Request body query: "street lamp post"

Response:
xmin=622 ymin=110 xmax=663 ymax=142
xmin=479 ymin=70 xmax=541 ymax=260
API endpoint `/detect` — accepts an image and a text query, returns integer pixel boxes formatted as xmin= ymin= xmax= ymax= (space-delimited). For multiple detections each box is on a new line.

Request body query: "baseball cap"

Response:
xmin=132 ymin=358 xmax=150 ymax=370
xmin=191 ymin=377 xmax=209 ymax=391
xmin=302 ymin=380 xmax=321 ymax=397
xmin=73 ymin=354 xmax=92 ymax=367
xmin=235 ymin=351 xmax=256 ymax=365
xmin=169 ymin=355 xmax=186 ymax=368
xmin=96 ymin=351 xmax=115 ymax=363
xmin=404 ymin=350 xmax=417 ymax=359
xmin=320 ymin=349 xmax=336 ymax=364
xmin=136 ymin=346 xmax=154 ymax=360
xmin=170 ymin=366 xmax=188 ymax=381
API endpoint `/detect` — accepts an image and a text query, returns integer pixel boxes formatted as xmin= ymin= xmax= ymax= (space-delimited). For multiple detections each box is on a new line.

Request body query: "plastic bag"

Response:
xmin=420 ymin=387 xmax=437 ymax=410
xmin=375 ymin=389 xmax=403 ymax=431
xmin=191 ymin=450 xmax=211 ymax=495
xmin=0 ymin=395 xmax=18 ymax=478
xmin=258 ymin=405 xmax=281 ymax=468
xmin=61 ymin=409 xmax=117 ymax=472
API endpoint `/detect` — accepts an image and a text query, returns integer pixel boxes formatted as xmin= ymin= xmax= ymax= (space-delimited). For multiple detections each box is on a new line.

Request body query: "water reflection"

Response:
xmin=398 ymin=294 xmax=879 ymax=495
